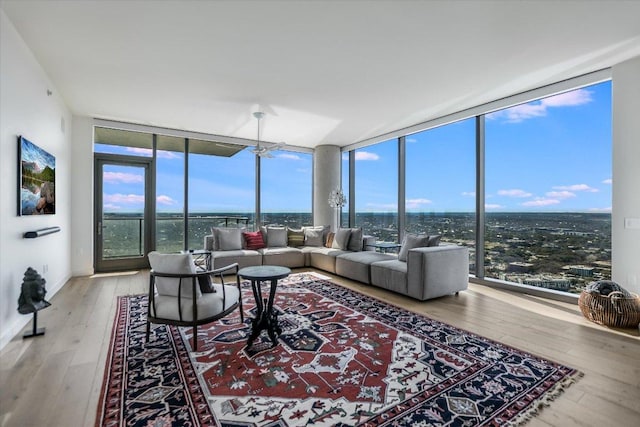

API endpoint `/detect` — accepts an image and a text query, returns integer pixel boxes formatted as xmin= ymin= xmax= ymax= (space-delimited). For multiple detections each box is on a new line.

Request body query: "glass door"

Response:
xmin=95 ymin=155 xmax=153 ymax=272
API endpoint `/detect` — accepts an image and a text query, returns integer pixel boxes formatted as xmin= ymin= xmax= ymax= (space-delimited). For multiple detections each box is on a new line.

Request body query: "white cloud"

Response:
xmin=498 ymin=189 xmax=532 ymax=198
xmin=461 ymin=191 xmax=476 ymax=197
xmin=485 ymin=203 xmax=504 ymax=209
xmin=602 ymin=178 xmax=612 ymax=185
xmin=406 ymin=198 xmax=432 ymax=209
xmin=104 ymin=193 xmax=145 ymax=204
xmin=277 ymin=153 xmax=302 ymax=160
xmin=156 ymin=195 xmax=177 ymax=205
xmin=103 ymin=203 xmax=122 ymax=210
xmin=521 ymin=198 xmax=560 ymax=207
xmin=545 ymin=190 xmax=575 ymax=199
xmin=103 ymin=171 xmax=143 ymax=184
xmin=406 ymin=137 xmax=418 ymax=143
xmin=541 ymin=90 xmax=593 ymax=107
xmin=355 ymin=151 xmax=380 ymax=161
xmin=588 ymin=206 xmax=612 ymax=213
xmin=487 ymin=88 xmax=593 ymax=123
xmin=125 ymin=147 xmax=181 ymax=159
xmin=552 ymin=184 xmax=598 ymax=193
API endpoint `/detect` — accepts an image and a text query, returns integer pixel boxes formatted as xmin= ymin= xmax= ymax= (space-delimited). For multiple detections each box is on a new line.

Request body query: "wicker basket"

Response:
xmin=578 ymin=290 xmax=640 ymax=328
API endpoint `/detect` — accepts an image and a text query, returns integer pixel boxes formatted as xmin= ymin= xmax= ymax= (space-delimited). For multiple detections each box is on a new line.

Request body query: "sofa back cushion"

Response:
xmin=428 ymin=234 xmax=442 ymax=247
xmin=398 ymin=234 xmax=430 ymax=262
xmin=303 ymin=227 xmax=324 ymax=246
xmin=213 ymin=227 xmax=243 ymax=251
xmin=266 ymin=226 xmax=287 ymax=247
xmin=332 ymin=228 xmax=352 ymax=250
xmin=347 ymin=227 xmax=364 ymax=252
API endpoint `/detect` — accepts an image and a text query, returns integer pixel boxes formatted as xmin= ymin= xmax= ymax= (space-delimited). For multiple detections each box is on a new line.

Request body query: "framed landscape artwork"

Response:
xmin=18 ymin=136 xmax=56 ymax=215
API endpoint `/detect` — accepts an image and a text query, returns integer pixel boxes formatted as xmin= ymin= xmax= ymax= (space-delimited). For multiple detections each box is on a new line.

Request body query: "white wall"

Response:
xmin=70 ymin=116 xmax=95 ymax=276
xmin=612 ymin=56 xmax=640 ymax=295
xmin=0 ymin=10 xmax=72 ymax=349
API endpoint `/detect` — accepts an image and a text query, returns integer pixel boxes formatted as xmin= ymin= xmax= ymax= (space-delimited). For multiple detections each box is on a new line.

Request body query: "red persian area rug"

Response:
xmin=96 ymin=273 xmax=582 ymax=427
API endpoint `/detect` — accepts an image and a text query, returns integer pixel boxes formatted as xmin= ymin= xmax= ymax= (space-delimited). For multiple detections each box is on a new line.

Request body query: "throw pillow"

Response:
xmin=197 ymin=274 xmax=216 ymax=293
xmin=347 ymin=227 xmax=363 ymax=251
xmin=398 ymin=234 xmax=430 ymax=262
xmin=325 ymin=232 xmax=335 ymax=248
xmin=214 ymin=227 xmax=243 ymax=251
xmin=148 ymin=251 xmax=201 ymax=299
xmin=287 ymin=228 xmax=305 ymax=247
xmin=266 ymin=226 xmax=287 ymax=247
xmin=332 ymin=228 xmax=351 ymax=250
xmin=242 ymin=231 xmax=265 ymax=250
xmin=428 ymin=234 xmax=442 ymax=247
xmin=304 ymin=228 xmax=323 ymax=246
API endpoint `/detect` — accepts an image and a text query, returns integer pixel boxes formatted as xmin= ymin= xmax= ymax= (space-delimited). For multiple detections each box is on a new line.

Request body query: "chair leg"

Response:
xmin=239 ymin=300 xmax=244 ymax=323
xmin=146 ymin=320 xmax=150 ymax=343
xmin=193 ymin=326 xmax=197 ymax=351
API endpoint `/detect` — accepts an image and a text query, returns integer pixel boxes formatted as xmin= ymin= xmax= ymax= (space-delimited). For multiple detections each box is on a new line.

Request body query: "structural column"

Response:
xmin=313 ymin=145 xmax=341 ymax=230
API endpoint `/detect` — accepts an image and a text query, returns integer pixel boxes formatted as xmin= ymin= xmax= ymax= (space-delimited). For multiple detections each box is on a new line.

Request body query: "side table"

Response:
xmin=366 ymin=242 xmax=401 ymax=253
xmin=237 ymin=265 xmax=291 ymax=348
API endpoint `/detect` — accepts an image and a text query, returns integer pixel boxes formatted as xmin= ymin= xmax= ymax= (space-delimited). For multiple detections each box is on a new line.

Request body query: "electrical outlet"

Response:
xmin=624 ymin=218 xmax=640 ymax=229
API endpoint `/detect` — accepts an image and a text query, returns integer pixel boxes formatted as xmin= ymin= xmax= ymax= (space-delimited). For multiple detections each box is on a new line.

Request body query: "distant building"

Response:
xmin=523 ymin=278 xmax=572 ymax=291
xmin=565 ymin=265 xmax=595 ymax=277
xmin=508 ymin=262 xmax=534 ymax=273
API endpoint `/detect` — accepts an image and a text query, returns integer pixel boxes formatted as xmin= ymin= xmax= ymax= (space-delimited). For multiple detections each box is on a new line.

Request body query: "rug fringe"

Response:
xmin=509 ymin=370 xmax=585 ymax=426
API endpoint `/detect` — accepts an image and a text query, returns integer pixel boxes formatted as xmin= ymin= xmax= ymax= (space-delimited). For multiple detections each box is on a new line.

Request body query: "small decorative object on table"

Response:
xmin=17 ymin=267 xmax=51 ymax=338
xmin=578 ymin=280 xmax=640 ymax=328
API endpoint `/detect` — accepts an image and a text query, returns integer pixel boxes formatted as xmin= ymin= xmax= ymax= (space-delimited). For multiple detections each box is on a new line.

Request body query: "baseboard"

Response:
xmin=0 ymin=272 xmax=71 ymax=351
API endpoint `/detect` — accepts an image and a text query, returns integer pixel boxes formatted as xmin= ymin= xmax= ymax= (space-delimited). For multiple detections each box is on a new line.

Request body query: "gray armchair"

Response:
xmin=147 ymin=251 xmax=243 ymax=351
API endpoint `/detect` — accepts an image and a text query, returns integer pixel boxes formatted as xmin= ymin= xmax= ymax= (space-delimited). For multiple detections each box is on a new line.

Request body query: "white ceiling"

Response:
xmin=2 ymin=0 xmax=640 ymax=150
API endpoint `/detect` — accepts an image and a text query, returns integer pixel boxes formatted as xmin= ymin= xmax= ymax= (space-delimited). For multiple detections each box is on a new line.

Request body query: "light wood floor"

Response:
xmin=1 ymin=268 xmax=638 ymax=427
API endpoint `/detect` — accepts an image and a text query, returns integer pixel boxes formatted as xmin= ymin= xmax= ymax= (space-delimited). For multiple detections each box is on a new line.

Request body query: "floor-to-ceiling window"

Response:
xmin=188 ymin=140 xmax=255 ymax=249
xmin=341 ymin=151 xmax=350 ymax=227
xmin=155 ymin=135 xmax=185 ymax=252
xmin=260 ymin=150 xmax=312 ymax=228
xmin=354 ymin=139 xmax=398 ymax=241
xmin=342 ymin=77 xmax=611 ymax=297
xmin=484 ymin=81 xmax=612 ymax=293
xmin=405 ymin=118 xmax=476 ymax=272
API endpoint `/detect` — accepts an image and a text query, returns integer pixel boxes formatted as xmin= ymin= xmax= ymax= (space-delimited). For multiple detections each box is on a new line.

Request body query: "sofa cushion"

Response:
xmin=335 ymin=251 xmax=396 ymax=284
xmin=347 ymin=227 xmax=363 ymax=252
xmin=287 ymin=228 xmax=305 ymax=247
xmin=332 ymin=228 xmax=351 ymax=250
xmin=371 ymin=259 xmax=408 ymax=295
xmin=398 ymin=234 xmax=430 ymax=261
xmin=259 ymin=247 xmax=305 ymax=268
xmin=242 ymin=230 xmax=266 ymax=250
xmin=212 ymin=249 xmax=262 ymax=271
xmin=213 ymin=227 xmax=243 ymax=251
xmin=266 ymin=226 xmax=287 ymax=247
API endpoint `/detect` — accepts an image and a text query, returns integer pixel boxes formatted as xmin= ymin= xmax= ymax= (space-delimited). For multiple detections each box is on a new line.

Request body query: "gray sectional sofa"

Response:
xmin=204 ymin=226 xmax=469 ymax=301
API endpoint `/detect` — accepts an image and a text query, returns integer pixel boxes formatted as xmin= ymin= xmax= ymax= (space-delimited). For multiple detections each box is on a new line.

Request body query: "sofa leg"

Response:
xmin=455 ymin=291 xmax=459 ymax=296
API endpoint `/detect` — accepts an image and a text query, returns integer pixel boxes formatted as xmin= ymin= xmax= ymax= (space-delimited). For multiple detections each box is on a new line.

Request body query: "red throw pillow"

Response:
xmin=243 ymin=231 xmax=265 ymax=250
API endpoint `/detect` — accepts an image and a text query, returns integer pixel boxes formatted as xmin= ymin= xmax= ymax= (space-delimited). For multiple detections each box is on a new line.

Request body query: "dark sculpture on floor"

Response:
xmin=17 ymin=267 xmax=51 ymax=338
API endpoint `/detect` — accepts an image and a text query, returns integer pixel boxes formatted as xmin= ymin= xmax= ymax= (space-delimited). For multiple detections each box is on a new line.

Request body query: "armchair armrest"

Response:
xmin=406 ymin=245 xmax=469 ymax=300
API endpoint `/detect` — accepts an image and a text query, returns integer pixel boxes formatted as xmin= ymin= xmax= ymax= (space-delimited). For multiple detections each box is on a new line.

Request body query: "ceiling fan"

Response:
xmin=250 ymin=111 xmax=285 ymax=158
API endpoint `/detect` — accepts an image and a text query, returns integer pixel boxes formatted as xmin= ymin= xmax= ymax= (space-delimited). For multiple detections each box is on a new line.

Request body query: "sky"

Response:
xmin=99 ymin=81 xmax=611 ymax=214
